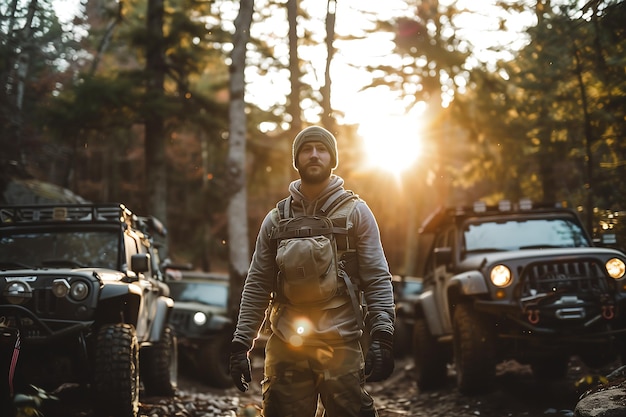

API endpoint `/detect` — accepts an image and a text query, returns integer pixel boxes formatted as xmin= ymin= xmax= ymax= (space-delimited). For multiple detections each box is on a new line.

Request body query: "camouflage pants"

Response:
xmin=261 ymin=334 xmax=378 ymax=417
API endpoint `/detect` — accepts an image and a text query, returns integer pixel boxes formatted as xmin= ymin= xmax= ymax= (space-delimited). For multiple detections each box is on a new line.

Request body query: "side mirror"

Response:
xmin=131 ymin=253 xmax=151 ymax=274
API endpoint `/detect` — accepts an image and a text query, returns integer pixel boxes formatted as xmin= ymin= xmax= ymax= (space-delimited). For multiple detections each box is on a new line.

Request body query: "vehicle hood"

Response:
xmin=0 ymin=268 xmax=126 ymax=281
xmin=458 ymin=246 xmax=626 ymax=272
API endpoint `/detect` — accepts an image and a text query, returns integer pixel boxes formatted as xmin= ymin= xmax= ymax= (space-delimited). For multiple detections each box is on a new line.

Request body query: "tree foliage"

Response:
xmin=453 ymin=0 xmax=626 ymax=236
xmin=0 ymin=0 xmax=82 ymax=166
xmin=2 ymin=0 xmax=626 ymax=269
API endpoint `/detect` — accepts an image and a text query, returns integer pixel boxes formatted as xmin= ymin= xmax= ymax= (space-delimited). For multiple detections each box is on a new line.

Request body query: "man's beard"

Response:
xmin=298 ymin=164 xmax=332 ymax=184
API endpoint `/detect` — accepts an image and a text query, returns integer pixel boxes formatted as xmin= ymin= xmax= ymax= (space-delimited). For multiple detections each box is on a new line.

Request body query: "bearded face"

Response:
xmin=296 ymin=141 xmax=333 ymax=184
xmin=298 ymin=163 xmax=332 ymax=184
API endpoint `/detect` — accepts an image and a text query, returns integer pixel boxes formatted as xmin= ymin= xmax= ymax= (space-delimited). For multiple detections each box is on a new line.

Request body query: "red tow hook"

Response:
xmin=527 ymin=310 xmax=540 ymax=324
xmin=602 ymin=305 xmax=615 ymax=320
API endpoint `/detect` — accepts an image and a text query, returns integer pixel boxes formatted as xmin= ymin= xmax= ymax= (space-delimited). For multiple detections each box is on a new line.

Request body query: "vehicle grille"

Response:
xmin=170 ymin=310 xmax=192 ymax=330
xmin=33 ymin=288 xmax=59 ymax=314
xmin=520 ymin=259 xmax=609 ymax=297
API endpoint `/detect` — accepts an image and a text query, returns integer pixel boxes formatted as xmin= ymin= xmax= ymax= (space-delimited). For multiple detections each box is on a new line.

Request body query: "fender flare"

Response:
xmin=417 ymin=290 xmax=446 ymax=336
xmin=99 ymin=282 xmax=143 ymax=299
xmin=448 ymin=270 xmax=489 ymax=297
xmin=148 ymin=296 xmax=174 ymax=342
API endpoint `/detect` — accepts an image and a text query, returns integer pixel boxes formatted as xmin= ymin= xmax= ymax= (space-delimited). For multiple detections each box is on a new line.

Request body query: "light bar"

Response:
xmin=473 ymin=201 xmax=487 ymax=213
xmin=519 ymin=198 xmax=532 ymax=210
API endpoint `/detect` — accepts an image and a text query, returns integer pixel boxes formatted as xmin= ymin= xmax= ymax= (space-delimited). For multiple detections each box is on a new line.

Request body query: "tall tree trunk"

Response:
xmin=573 ymin=45 xmax=594 ymax=233
xmin=90 ymin=1 xmax=124 ymax=75
xmin=321 ymin=0 xmax=336 ymax=132
xmin=227 ymin=0 xmax=254 ymax=319
xmin=287 ymin=0 xmax=301 ymax=134
xmin=12 ymin=0 xmax=38 ymax=164
xmin=145 ymin=0 xmax=168 ymax=246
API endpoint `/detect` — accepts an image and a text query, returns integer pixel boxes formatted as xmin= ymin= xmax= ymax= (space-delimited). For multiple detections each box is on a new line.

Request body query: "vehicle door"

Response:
xmin=432 ymin=225 xmax=456 ymax=333
xmin=124 ymin=230 xmax=155 ymax=340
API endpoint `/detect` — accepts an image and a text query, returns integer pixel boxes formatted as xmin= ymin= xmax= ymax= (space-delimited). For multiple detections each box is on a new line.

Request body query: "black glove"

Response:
xmin=229 ymin=341 xmax=252 ymax=392
xmin=365 ymin=331 xmax=394 ymax=382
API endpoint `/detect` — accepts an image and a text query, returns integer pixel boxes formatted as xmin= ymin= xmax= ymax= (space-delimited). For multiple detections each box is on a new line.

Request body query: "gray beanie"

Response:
xmin=292 ymin=126 xmax=339 ymax=170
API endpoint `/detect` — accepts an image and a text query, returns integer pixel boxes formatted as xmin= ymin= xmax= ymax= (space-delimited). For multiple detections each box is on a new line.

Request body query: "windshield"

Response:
xmin=168 ymin=281 xmax=228 ymax=308
xmin=0 ymin=230 xmax=119 ymax=270
xmin=463 ymin=218 xmax=590 ymax=254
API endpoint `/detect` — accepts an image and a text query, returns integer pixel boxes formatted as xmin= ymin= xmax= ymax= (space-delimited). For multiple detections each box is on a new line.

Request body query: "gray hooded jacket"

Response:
xmin=232 ymin=175 xmax=395 ymax=350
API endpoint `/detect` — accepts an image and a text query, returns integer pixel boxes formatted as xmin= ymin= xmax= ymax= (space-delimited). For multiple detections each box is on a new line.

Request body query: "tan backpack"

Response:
xmin=269 ymin=191 xmax=364 ymax=328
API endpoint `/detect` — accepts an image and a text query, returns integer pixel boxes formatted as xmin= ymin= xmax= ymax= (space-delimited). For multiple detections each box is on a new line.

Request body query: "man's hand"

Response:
xmin=229 ymin=342 xmax=252 ymax=392
xmin=365 ymin=331 xmax=394 ymax=382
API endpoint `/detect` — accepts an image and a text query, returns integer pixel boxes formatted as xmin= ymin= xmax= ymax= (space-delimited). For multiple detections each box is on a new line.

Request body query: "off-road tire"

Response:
xmin=140 ymin=325 xmax=178 ymax=397
xmin=531 ymin=355 xmax=569 ymax=380
xmin=413 ymin=317 xmax=448 ymax=391
xmin=198 ymin=333 xmax=233 ymax=388
xmin=92 ymin=323 xmax=139 ymax=417
xmin=453 ymin=303 xmax=495 ymax=395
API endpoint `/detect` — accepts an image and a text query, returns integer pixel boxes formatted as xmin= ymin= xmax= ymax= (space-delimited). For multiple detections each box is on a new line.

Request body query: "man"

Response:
xmin=229 ymin=126 xmax=395 ymax=417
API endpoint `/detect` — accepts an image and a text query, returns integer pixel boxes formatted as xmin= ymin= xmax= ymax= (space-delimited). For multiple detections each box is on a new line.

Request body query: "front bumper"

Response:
xmin=0 ymin=304 xmax=94 ymax=343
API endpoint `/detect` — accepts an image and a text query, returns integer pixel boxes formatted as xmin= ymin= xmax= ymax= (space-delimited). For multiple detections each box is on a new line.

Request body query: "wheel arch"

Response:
xmin=96 ymin=284 xmax=142 ymax=326
xmin=447 ymin=271 xmax=489 ymax=319
xmin=148 ymin=296 xmax=174 ymax=342
xmin=417 ymin=290 xmax=446 ymax=335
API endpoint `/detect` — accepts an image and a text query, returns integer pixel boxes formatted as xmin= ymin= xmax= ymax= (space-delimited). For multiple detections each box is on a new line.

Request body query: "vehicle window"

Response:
xmin=168 ymin=282 xmax=228 ymax=308
xmin=403 ymin=281 xmax=423 ymax=295
xmin=463 ymin=218 xmax=589 ymax=253
xmin=0 ymin=230 xmax=119 ymax=269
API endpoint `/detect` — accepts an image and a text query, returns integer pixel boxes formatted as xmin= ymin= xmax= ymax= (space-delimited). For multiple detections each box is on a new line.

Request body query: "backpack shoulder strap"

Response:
xmin=326 ymin=191 xmax=364 ymax=330
xmin=276 ymin=196 xmax=292 ymax=220
xmin=320 ymin=189 xmax=358 ymax=216
xmin=269 ymin=196 xmax=291 ymax=231
xmin=326 ymin=190 xmax=360 ymax=246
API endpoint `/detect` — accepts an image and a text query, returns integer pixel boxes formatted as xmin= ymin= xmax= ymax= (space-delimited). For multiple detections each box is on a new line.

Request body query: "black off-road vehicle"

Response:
xmin=165 ymin=269 xmax=233 ymax=388
xmin=411 ymin=200 xmax=626 ymax=395
xmin=0 ymin=204 xmax=177 ymax=417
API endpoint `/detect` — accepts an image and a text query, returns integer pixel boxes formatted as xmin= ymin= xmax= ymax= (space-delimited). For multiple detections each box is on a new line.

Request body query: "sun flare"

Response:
xmin=357 ymin=112 xmax=423 ymax=176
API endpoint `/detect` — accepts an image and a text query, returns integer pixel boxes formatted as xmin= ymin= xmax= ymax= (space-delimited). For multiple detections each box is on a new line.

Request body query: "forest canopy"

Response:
xmin=1 ymin=0 xmax=624 ymax=274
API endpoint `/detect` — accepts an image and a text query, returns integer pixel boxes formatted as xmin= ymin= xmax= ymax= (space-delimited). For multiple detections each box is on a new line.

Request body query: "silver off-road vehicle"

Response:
xmin=0 ymin=204 xmax=177 ymax=417
xmin=411 ymin=200 xmax=626 ymax=395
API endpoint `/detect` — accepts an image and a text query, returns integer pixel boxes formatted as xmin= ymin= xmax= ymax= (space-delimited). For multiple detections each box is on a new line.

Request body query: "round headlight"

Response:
xmin=4 ymin=281 xmax=32 ymax=305
xmin=490 ymin=264 xmax=512 ymax=287
xmin=606 ymin=258 xmax=626 ymax=279
xmin=52 ymin=279 xmax=70 ymax=298
xmin=193 ymin=312 xmax=207 ymax=326
xmin=70 ymin=281 xmax=90 ymax=301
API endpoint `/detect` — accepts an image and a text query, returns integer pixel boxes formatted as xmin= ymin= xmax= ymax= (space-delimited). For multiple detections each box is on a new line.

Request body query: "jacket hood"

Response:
xmin=288 ymin=175 xmax=346 ymax=215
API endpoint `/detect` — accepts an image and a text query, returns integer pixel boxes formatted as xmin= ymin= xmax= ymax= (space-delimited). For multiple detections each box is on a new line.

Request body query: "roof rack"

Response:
xmin=0 ymin=203 xmax=167 ymax=237
xmin=419 ymin=200 xmax=575 ymax=234
xmin=0 ymin=203 xmax=133 ymax=226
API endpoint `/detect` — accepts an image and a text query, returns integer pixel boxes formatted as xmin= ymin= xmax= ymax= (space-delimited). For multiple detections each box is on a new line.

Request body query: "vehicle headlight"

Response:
xmin=606 ymin=258 xmax=626 ymax=279
xmin=52 ymin=279 xmax=70 ymax=298
xmin=193 ymin=312 xmax=207 ymax=326
xmin=490 ymin=264 xmax=512 ymax=287
xmin=4 ymin=281 xmax=32 ymax=305
xmin=70 ymin=281 xmax=90 ymax=301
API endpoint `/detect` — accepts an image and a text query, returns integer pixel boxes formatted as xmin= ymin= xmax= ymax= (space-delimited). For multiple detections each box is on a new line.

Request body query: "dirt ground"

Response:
xmin=139 ymin=353 xmax=617 ymax=417
xmin=31 ymin=352 xmax=617 ymax=417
